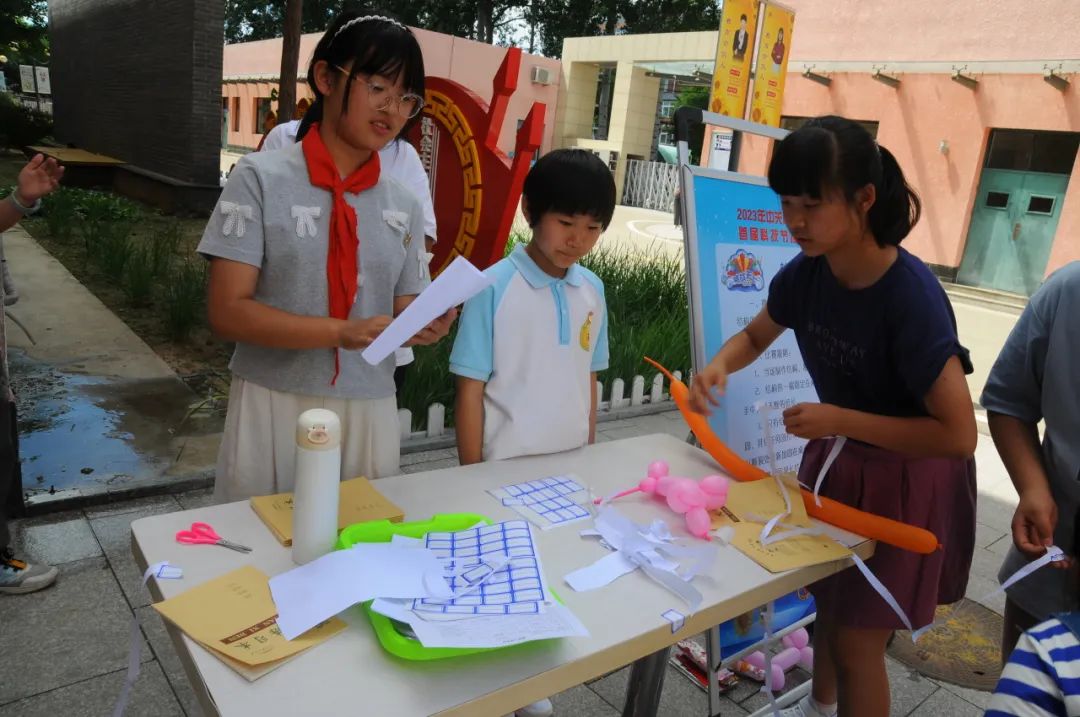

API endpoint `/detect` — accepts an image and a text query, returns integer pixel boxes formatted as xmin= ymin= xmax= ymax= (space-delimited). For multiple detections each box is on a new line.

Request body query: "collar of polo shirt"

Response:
xmin=508 ymin=244 xmax=584 ymax=288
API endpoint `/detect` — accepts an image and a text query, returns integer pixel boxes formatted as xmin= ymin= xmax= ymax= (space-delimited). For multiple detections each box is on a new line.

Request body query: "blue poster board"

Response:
xmin=683 ymin=169 xmax=819 ymax=475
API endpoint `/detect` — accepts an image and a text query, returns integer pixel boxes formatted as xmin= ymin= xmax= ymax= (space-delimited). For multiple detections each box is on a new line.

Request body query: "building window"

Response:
xmin=660 ymin=99 xmax=676 ymax=119
xmin=781 ymin=116 xmax=880 ymax=139
xmin=231 ymin=97 xmax=241 ymax=132
xmin=985 ymin=129 xmax=1080 ymax=175
xmin=608 ymin=151 xmax=619 ymax=172
xmin=254 ymin=97 xmax=274 ymax=134
xmin=658 ymin=129 xmax=674 ymax=145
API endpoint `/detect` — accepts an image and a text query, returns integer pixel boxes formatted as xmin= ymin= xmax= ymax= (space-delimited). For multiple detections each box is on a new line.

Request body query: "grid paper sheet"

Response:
xmin=487 ymin=475 xmax=592 ymax=529
xmin=412 ymin=520 xmax=551 ymax=616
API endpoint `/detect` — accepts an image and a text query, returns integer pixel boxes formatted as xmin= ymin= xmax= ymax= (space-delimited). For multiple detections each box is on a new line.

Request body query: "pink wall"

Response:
xmin=740 ymin=71 xmax=1080 ymax=273
xmin=221 ymin=29 xmax=561 ymax=155
xmin=780 ymin=0 xmax=1080 ymax=62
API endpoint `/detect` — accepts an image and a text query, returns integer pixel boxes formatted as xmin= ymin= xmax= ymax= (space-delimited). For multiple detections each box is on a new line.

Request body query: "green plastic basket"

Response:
xmin=336 ymin=513 xmax=503 ymax=661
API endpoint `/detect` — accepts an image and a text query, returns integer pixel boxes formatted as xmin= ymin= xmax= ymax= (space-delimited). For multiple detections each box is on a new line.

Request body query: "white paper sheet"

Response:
xmin=269 ymin=543 xmax=449 ymax=640
xmin=361 ymin=256 xmax=492 ymax=365
xmin=371 ymin=598 xmax=589 ymax=649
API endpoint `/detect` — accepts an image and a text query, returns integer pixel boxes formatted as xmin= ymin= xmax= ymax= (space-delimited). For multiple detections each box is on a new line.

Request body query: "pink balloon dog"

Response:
xmin=596 ymin=460 xmax=730 ymax=540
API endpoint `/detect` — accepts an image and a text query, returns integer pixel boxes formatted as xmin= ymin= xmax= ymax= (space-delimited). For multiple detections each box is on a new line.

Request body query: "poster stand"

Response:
xmin=673 ymin=107 xmax=819 ymax=715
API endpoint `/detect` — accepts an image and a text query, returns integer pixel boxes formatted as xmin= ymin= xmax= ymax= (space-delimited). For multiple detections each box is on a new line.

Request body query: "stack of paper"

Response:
xmin=153 ymin=566 xmax=346 ymax=681
xmin=371 ymin=521 xmax=589 ymax=649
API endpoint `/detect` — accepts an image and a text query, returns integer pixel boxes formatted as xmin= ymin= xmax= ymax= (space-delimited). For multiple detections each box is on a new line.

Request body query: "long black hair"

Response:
xmin=296 ymin=12 xmax=425 ymax=142
xmin=767 ymin=116 xmax=921 ymax=247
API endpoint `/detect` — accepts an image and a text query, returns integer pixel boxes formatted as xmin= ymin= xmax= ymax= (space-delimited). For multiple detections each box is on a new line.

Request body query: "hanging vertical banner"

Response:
xmin=708 ymin=0 xmax=760 ymax=120
xmin=749 ymin=2 xmax=795 ymax=127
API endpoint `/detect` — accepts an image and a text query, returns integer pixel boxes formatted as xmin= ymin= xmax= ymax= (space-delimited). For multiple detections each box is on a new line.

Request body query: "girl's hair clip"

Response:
xmin=332 ymin=15 xmax=408 ymax=42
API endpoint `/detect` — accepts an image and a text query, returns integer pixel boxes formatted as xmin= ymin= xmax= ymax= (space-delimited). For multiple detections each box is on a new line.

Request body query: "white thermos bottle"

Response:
xmin=292 ymin=408 xmax=342 ymax=565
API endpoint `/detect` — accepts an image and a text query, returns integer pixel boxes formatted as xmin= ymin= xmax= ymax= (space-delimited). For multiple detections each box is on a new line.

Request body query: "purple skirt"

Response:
xmin=799 ymin=437 xmax=977 ymax=629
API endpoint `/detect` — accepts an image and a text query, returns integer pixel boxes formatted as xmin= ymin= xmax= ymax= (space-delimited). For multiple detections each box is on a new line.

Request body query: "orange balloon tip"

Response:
xmin=643 ymin=356 xmax=675 ymax=382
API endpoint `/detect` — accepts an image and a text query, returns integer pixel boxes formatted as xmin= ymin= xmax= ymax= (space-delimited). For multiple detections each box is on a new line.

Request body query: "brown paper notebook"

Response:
xmin=250 ymin=477 xmax=405 ymax=546
xmin=153 ymin=565 xmax=346 ymax=681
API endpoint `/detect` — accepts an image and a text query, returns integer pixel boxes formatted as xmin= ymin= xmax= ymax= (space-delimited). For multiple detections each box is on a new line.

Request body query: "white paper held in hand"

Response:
xmin=361 ymin=256 xmax=492 ymax=365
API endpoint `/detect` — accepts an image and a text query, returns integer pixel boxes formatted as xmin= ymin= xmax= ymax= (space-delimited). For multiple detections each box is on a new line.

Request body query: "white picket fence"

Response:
xmin=398 ymin=370 xmax=686 ymax=445
xmin=621 ymin=159 xmax=679 ymax=212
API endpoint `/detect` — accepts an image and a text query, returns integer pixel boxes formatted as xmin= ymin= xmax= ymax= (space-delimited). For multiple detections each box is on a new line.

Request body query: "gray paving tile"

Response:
xmin=976 ymin=495 xmax=1017 ymax=534
xmin=974 ymin=522 xmax=1007 ymax=550
xmin=969 ymin=547 xmax=1004 ymax=583
xmin=89 ymin=502 xmax=180 ymax=609
xmin=84 ymin=494 xmax=181 ymax=520
xmin=589 ymin=663 xmax=747 ymax=716
xmin=907 ymin=685 xmax=982 ymax=716
xmin=986 ymin=534 xmax=1013 ymax=559
xmin=737 ymin=668 xmax=810 ymax=714
xmin=0 ymin=661 xmax=183 ymax=716
xmin=929 ymin=680 xmax=992 ymax=712
xmin=552 ymin=684 xmax=620 ymax=716
xmin=7 ymin=510 xmax=102 ymax=566
xmin=401 ymin=457 xmax=459 ymax=474
xmin=137 ymin=606 xmax=201 ymax=717
xmin=965 ymin=573 xmax=1007 ymax=615
xmin=400 ymin=447 xmax=457 ymax=467
xmin=886 ymin=656 xmax=940 ymax=716
xmin=0 ymin=557 xmax=150 ymax=706
xmin=175 ymin=488 xmax=215 ymax=511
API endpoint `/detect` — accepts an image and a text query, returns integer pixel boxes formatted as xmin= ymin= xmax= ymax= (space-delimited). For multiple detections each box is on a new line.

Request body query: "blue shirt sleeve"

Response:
xmin=591 ymin=283 xmax=610 ymax=373
xmin=981 ymin=271 xmax=1060 ymax=423
xmin=766 ymin=255 xmax=803 ymax=328
xmin=449 ymin=284 xmax=495 ymax=382
xmin=888 ymin=281 xmax=970 ymax=400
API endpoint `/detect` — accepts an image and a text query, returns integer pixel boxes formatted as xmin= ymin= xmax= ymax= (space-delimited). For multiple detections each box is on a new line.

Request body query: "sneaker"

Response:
xmin=511 ymin=698 xmax=553 ymax=717
xmin=779 ymin=695 xmax=837 ymax=717
xmin=0 ymin=547 xmax=58 ymax=594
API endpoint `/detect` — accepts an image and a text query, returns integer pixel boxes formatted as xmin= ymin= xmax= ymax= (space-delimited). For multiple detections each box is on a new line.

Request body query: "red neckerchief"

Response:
xmin=301 ymin=123 xmax=381 ymax=384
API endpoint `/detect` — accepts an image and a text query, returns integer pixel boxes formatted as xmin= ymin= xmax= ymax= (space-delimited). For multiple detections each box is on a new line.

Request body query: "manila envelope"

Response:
xmin=153 ymin=565 xmax=345 ymax=678
xmin=713 ymin=473 xmax=850 ymax=572
xmin=250 ymin=476 xmax=405 ymax=546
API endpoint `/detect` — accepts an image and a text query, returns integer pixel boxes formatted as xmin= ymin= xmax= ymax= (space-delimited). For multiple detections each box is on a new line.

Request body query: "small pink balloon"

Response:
xmin=782 ymin=628 xmax=809 ymax=650
xmin=700 ymin=475 xmax=729 ymax=510
xmin=655 ymin=475 xmax=677 ymax=497
xmin=638 ymin=475 xmax=659 ymax=493
xmin=685 ymin=508 xmax=711 ymax=538
xmin=799 ymin=647 xmax=814 ymax=670
xmin=647 ymin=460 xmax=669 ymax=480
xmin=680 ymin=485 xmax=706 ymax=510
xmin=666 ymin=491 xmax=691 ymax=513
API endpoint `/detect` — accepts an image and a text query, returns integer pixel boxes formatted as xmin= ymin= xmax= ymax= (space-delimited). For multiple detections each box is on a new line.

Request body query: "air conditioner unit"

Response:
xmin=531 ymin=66 xmax=553 ymax=85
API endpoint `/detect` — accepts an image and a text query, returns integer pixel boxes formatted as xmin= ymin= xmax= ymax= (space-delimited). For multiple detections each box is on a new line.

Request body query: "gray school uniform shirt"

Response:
xmin=197 ymin=141 xmax=430 ymax=400
xmin=981 ymin=261 xmax=1080 ymax=619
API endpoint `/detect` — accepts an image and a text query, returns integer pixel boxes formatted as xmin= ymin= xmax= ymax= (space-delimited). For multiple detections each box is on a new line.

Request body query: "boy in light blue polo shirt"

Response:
xmin=451 ymin=149 xmax=617 ymax=467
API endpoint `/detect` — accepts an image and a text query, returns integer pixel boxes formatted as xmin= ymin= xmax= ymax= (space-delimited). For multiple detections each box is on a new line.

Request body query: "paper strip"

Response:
xmin=662 ymin=609 xmax=686 ymax=634
xmin=112 ymin=561 xmax=172 ymax=717
xmin=811 ymin=437 xmax=847 ymax=507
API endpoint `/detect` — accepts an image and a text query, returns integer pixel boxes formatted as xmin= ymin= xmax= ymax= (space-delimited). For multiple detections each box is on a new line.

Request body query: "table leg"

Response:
xmin=706 ymin=626 xmax=723 ymax=715
xmin=621 ymin=646 xmax=671 ymax=717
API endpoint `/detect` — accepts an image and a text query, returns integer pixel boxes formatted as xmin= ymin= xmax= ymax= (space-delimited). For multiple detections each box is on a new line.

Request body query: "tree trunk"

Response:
xmin=277 ymin=0 xmax=304 ymax=124
xmin=476 ymin=0 xmax=494 ymax=43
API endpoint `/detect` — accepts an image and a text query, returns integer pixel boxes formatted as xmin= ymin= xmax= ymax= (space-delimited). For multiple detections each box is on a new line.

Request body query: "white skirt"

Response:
xmin=213 ymin=376 xmax=401 ymax=503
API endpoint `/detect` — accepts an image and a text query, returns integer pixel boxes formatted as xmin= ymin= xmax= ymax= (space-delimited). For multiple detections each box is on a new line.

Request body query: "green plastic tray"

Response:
xmin=336 ymin=513 xmax=502 ymax=661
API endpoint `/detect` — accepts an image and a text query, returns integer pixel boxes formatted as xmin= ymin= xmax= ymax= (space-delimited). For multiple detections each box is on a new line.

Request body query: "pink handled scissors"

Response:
xmin=175 ymin=522 xmax=252 ymax=553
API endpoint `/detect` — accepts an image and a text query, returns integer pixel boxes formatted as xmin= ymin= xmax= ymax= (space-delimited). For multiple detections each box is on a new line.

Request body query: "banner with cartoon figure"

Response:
xmin=708 ymin=0 xmax=759 ymax=120
xmin=749 ymin=2 xmax=795 ymax=127
xmin=689 ymin=173 xmax=817 ymax=474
